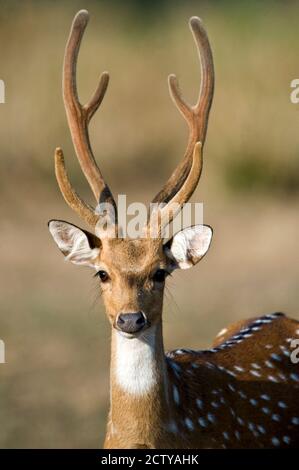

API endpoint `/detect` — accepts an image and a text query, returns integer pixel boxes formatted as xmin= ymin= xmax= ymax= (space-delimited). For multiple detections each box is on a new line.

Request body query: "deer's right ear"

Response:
xmin=48 ymin=220 xmax=101 ymax=267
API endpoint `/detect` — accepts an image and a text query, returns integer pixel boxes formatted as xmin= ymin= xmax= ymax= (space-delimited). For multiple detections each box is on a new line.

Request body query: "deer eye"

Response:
xmin=153 ymin=269 xmax=168 ymax=283
xmin=96 ymin=270 xmax=110 ymax=282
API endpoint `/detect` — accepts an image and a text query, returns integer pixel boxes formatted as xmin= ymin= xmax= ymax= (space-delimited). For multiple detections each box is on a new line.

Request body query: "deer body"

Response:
xmin=49 ymin=10 xmax=299 ymax=449
xmin=103 ymin=313 xmax=299 ymax=449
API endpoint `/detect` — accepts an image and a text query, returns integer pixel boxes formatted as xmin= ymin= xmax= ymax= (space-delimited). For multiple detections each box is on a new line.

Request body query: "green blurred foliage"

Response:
xmin=225 ymin=155 xmax=299 ymax=196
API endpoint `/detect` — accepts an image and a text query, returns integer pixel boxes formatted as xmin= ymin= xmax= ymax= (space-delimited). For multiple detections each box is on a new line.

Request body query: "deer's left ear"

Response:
xmin=164 ymin=225 xmax=213 ymax=270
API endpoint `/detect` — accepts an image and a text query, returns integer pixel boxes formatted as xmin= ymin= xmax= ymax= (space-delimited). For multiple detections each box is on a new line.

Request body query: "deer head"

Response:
xmin=48 ymin=10 xmax=214 ymax=337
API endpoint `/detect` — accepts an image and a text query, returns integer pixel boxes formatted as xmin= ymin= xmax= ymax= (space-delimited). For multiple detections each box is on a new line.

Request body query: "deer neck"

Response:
xmin=108 ymin=323 xmax=171 ymax=447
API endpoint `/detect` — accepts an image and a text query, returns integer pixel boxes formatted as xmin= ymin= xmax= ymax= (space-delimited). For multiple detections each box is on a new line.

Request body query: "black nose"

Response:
xmin=117 ymin=312 xmax=146 ymax=334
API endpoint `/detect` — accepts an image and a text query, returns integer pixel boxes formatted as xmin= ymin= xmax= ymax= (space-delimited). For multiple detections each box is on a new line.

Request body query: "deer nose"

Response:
xmin=117 ymin=312 xmax=146 ymax=334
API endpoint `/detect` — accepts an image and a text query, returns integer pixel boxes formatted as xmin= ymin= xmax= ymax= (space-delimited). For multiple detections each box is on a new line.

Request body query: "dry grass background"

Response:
xmin=1 ymin=0 xmax=299 ymax=448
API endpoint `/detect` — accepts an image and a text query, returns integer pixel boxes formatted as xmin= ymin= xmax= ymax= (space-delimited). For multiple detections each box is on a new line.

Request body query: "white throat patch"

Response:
xmin=114 ymin=327 xmax=157 ymax=396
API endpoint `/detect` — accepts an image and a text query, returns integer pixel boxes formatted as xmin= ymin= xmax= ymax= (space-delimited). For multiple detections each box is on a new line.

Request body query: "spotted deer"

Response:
xmin=49 ymin=10 xmax=299 ymax=449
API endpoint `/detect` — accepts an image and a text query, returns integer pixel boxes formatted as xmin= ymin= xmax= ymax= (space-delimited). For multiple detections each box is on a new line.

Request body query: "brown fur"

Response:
xmin=96 ymin=237 xmax=168 ymax=328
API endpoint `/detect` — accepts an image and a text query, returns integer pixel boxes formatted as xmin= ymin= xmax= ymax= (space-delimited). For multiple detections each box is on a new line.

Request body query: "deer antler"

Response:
xmin=157 ymin=141 xmax=203 ymax=230
xmin=55 ymin=10 xmax=116 ymax=228
xmin=151 ymin=17 xmax=214 ymax=209
xmin=55 ymin=12 xmax=213 ymax=234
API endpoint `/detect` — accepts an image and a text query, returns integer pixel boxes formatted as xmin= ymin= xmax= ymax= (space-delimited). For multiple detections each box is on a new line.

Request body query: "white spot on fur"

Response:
xmin=173 ymin=385 xmax=180 ymax=404
xmin=290 ymin=373 xmax=299 ymax=382
xmin=217 ymin=327 xmax=228 ymax=337
xmin=170 ymin=361 xmax=181 ymax=378
xmin=265 ymin=360 xmax=274 ymax=369
xmin=196 ymin=398 xmax=204 ymax=409
xmin=262 ymin=407 xmax=271 ymax=415
xmin=198 ymin=417 xmax=207 ymax=427
xmin=184 ymin=417 xmax=194 ymax=430
xmin=250 ymin=370 xmax=261 ymax=378
xmin=211 ymin=401 xmax=219 ymax=408
xmin=261 ymin=394 xmax=271 ymax=401
xmin=278 ymin=372 xmax=287 ymax=381
xmin=251 ymin=363 xmax=261 ymax=369
xmin=166 ymin=420 xmax=178 ymax=434
xmin=278 ymin=401 xmax=287 ymax=409
xmin=270 ymin=353 xmax=281 ymax=362
xmin=271 ymin=437 xmax=280 ymax=446
xmin=207 ymin=413 xmax=216 ymax=423
xmin=257 ymin=425 xmax=266 ymax=434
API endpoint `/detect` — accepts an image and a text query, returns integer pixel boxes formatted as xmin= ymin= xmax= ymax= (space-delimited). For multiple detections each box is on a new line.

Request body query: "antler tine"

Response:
xmin=84 ymin=71 xmax=110 ymax=123
xmin=152 ymin=16 xmax=214 ymax=205
xmin=55 ymin=148 xmax=99 ymax=227
xmin=150 ymin=141 xmax=203 ymax=233
xmin=62 ymin=10 xmax=117 ymax=216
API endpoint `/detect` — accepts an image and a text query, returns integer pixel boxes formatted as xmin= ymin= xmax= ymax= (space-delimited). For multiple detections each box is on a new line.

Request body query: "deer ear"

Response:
xmin=164 ymin=225 xmax=213 ymax=270
xmin=48 ymin=220 xmax=101 ymax=267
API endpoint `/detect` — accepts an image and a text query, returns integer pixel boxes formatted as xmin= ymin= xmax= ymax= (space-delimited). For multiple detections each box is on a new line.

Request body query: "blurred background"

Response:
xmin=1 ymin=0 xmax=299 ymax=448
